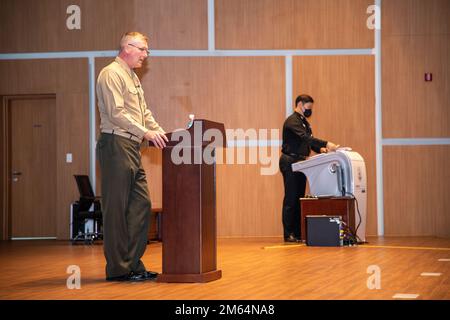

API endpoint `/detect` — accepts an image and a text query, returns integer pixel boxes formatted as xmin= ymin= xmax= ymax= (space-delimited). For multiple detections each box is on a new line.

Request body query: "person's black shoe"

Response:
xmin=106 ymin=271 xmax=146 ymax=282
xmin=284 ymin=234 xmax=301 ymax=243
xmin=139 ymin=270 xmax=159 ymax=281
xmin=127 ymin=271 xmax=147 ymax=282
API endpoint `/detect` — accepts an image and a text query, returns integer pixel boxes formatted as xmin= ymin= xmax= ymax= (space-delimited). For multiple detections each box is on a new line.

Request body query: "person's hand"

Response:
xmin=326 ymin=142 xmax=340 ymax=152
xmin=144 ymin=130 xmax=168 ymax=149
xmin=320 ymin=147 xmax=327 ymax=153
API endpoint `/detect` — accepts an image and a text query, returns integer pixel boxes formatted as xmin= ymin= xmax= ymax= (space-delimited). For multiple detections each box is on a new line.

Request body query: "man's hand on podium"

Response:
xmin=144 ymin=130 xmax=168 ymax=148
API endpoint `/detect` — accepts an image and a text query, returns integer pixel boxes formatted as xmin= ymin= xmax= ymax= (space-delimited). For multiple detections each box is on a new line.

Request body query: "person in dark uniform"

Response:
xmin=279 ymin=94 xmax=339 ymax=243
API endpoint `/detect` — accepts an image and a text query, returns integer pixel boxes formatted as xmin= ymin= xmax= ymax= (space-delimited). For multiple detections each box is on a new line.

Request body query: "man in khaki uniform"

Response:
xmin=96 ymin=31 xmax=168 ymax=282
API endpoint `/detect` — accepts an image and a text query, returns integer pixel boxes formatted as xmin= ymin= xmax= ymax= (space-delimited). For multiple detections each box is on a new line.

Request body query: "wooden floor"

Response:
xmin=0 ymin=237 xmax=449 ymax=300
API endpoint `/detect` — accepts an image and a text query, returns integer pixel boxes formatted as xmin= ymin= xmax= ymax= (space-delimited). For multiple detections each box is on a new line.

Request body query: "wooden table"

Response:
xmin=300 ymin=197 xmax=355 ymax=241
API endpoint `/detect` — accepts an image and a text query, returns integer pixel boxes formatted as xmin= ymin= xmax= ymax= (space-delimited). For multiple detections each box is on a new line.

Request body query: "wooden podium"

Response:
xmin=150 ymin=119 xmax=225 ymax=283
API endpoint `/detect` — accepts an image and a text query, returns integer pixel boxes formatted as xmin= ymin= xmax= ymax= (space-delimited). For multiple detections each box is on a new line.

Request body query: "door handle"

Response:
xmin=12 ymin=171 xmax=22 ymax=182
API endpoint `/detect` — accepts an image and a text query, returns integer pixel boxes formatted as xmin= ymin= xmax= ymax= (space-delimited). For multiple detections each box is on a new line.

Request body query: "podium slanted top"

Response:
xmin=148 ymin=119 xmax=226 ymax=148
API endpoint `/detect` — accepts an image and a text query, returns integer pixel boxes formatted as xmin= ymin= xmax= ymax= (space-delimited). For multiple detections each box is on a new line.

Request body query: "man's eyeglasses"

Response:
xmin=128 ymin=43 xmax=150 ymax=55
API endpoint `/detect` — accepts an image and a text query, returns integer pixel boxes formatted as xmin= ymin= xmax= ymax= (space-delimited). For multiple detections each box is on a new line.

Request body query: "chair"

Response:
xmin=71 ymin=175 xmax=103 ymax=244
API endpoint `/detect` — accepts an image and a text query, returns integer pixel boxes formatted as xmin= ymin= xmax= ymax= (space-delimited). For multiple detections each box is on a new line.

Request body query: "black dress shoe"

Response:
xmin=139 ymin=270 xmax=159 ymax=281
xmin=284 ymin=234 xmax=301 ymax=243
xmin=106 ymin=271 xmax=146 ymax=282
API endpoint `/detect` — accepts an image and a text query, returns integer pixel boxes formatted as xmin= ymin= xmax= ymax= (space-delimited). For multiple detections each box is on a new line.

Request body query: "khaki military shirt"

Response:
xmin=96 ymin=56 xmax=163 ymax=140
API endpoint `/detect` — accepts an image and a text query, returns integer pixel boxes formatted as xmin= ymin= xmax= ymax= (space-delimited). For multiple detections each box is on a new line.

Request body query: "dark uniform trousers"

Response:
xmin=279 ymin=153 xmax=307 ymax=239
xmin=96 ymin=133 xmax=151 ymax=278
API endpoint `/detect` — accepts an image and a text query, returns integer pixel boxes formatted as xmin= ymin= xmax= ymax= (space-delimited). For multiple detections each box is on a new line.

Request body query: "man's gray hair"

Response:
xmin=119 ymin=31 xmax=149 ymax=51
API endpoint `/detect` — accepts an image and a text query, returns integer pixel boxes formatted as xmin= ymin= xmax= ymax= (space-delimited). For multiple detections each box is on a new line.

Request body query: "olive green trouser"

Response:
xmin=96 ymin=133 xmax=151 ymax=278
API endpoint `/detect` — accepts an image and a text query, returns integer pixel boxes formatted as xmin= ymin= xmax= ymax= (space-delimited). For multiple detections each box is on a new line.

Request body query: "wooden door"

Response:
xmin=9 ymin=96 xmax=56 ymax=239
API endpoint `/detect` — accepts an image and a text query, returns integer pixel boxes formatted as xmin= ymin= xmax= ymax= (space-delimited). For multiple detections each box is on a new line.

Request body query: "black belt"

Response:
xmin=101 ymin=129 xmax=142 ymax=143
xmin=282 ymin=152 xmax=306 ymax=161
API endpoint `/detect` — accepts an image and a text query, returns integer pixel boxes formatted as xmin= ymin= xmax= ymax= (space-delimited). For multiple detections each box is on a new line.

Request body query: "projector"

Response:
xmin=291 ymin=148 xmax=367 ymax=242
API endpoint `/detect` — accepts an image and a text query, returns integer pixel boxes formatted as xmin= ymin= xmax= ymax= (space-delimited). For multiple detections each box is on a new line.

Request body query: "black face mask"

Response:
xmin=303 ymin=108 xmax=312 ymax=118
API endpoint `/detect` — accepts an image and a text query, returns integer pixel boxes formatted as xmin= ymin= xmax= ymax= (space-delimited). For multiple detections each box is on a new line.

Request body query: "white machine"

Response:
xmin=291 ymin=148 xmax=367 ymax=242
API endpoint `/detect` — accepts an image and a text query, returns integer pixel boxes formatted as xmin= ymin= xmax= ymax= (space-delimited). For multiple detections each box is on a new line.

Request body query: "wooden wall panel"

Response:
xmin=381 ymin=0 xmax=449 ymax=236
xmin=0 ymin=59 xmax=89 ymax=239
xmin=293 ymin=55 xmax=377 ymax=236
xmin=383 ymin=146 xmax=450 ymax=237
xmin=95 ymin=57 xmax=286 ymax=132
xmin=141 ymin=147 xmax=163 ymax=209
xmin=382 ymin=0 xmax=450 ymax=138
xmin=383 ymin=0 xmax=450 ymax=36
xmin=144 ymin=56 xmax=286 ymax=132
xmin=135 ymin=0 xmax=207 ymax=50
xmin=0 ymin=0 xmax=131 ymax=53
xmin=382 ymin=36 xmax=450 ymax=138
xmin=216 ymin=147 xmax=284 ymax=237
xmin=0 ymin=60 xmax=57 ymax=94
xmin=0 ymin=0 xmax=207 ymax=53
xmin=215 ymin=0 xmax=374 ymax=49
